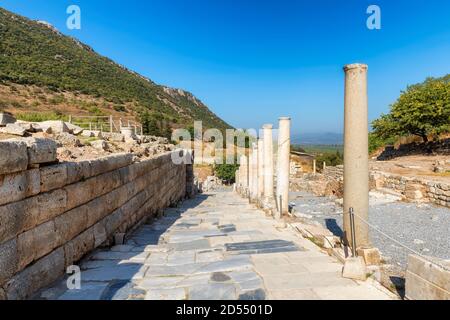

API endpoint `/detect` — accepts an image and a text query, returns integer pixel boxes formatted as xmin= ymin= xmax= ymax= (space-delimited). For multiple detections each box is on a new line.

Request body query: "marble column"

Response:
xmin=248 ymin=150 xmax=254 ymax=199
xmin=313 ymin=159 xmax=316 ymax=174
xmin=276 ymin=117 xmax=291 ymax=218
xmin=343 ymin=63 xmax=370 ymax=248
xmin=257 ymin=138 xmax=264 ymax=204
xmin=240 ymin=155 xmax=249 ymax=196
xmin=263 ymin=124 xmax=274 ymax=208
xmin=251 ymin=142 xmax=259 ymax=201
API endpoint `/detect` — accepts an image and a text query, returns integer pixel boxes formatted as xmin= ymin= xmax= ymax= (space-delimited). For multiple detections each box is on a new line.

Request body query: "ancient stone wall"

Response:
xmin=377 ymin=138 xmax=450 ymax=160
xmin=0 ymin=139 xmax=191 ymax=300
xmin=293 ymin=164 xmax=450 ymax=208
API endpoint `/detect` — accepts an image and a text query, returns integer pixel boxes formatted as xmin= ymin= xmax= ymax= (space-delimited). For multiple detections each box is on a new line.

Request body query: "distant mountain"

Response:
xmin=292 ymin=132 xmax=343 ymax=145
xmin=0 ymin=7 xmax=231 ymax=136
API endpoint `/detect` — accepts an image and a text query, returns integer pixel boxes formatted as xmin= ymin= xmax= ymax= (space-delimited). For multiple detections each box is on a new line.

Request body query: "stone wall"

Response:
xmin=293 ymin=164 xmax=450 ymax=208
xmin=0 ymin=139 xmax=191 ymax=300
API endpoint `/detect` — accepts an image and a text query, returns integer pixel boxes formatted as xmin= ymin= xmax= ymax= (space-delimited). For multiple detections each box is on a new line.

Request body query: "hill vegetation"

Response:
xmin=0 ymin=7 xmax=231 ymax=137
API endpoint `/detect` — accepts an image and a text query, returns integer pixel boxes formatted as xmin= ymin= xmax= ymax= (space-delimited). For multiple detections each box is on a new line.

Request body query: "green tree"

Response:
xmin=372 ymin=75 xmax=450 ymax=143
xmin=214 ymin=162 xmax=239 ymax=184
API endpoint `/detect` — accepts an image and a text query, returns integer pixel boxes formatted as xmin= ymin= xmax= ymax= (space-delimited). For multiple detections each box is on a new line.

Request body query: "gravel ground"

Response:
xmin=289 ymin=191 xmax=450 ymax=269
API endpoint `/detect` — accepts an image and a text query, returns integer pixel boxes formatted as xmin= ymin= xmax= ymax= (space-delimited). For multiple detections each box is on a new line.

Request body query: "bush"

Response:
xmin=214 ymin=162 xmax=239 ymax=184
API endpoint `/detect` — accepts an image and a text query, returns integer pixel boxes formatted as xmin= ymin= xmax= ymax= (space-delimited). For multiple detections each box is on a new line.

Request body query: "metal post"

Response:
xmin=349 ymin=207 xmax=357 ymax=257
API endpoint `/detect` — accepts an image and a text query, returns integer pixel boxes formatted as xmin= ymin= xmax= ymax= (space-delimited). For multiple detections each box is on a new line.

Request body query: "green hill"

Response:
xmin=0 ymin=7 xmax=231 ymax=136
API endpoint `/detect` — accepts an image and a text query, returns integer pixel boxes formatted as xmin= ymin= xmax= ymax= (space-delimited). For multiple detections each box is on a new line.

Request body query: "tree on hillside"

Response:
xmin=372 ymin=75 xmax=450 ymax=143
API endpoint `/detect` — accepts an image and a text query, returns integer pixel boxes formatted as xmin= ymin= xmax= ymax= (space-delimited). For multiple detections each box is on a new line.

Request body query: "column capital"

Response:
xmin=262 ymin=124 xmax=273 ymax=129
xmin=278 ymin=117 xmax=291 ymax=121
xmin=343 ymin=63 xmax=368 ymax=72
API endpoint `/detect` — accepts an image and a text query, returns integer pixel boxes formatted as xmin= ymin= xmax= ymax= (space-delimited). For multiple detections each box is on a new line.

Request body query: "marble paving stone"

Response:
xmin=110 ymin=245 xmax=135 ymax=252
xmin=267 ymin=289 xmax=321 ymax=300
xmin=100 ymin=280 xmax=144 ymax=300
xmin=137 ymin=276 xmax=184 ymax=290
xmin=81 ymin=264 xmax=146 ymax=282
xmin=57 ymin=282 xmax=109 ymax=300
xmin=238 ymin=288 xmax=266 ymax=300
xmin=263 ymin=272 xmax=356 ymax=291
xmin=146 ymin=288 xmax=186 ymax=300
xmin=91 ymin=251 xmax=139 ymax=261
xmin=168 ymin=239 xmax=210 ymax=251
xmin=188 ymin=283 xmax=237 ymax=300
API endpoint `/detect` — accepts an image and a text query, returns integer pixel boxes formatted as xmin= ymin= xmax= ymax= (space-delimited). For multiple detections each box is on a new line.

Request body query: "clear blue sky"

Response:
xmin=2 ymin=0 xmax=450 ymax=136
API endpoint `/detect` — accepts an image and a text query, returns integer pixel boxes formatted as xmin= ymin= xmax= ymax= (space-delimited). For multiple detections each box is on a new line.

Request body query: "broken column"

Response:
xmin=262 ymin=124 xmax=274 ymax=209
xmin=343 ymin=63 xmax=370 ymax=248
xmin=257 ymin=138 xmax=264 ymax=205
xmin=312 ymin=159 xmax=316 ymax=175
xmin=276 ymin=117 xmax=291 ymax=218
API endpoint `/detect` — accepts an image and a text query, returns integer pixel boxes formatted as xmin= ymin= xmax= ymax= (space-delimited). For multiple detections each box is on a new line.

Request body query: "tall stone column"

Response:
xmin=235 ymin=168 xmax=240 ymax=192
xmin=276 ymin=117 xmax=291 ymax=218
xmin=257 ymin=138 xmax=264 ymax=203
xmin=263 ymin=124 xmax=274 ymax=208
xmin=248 ymin=150 xmax=254 ymax=199
xmin=313 ymin=159 xmax=316 ymax=174
xmin=251 ymin=142 xmax=259 ymax=201
xmin=343 ymin=63 xmax=370 ymax=248
xmin=240 ymin=155 xmax=249 ymax=196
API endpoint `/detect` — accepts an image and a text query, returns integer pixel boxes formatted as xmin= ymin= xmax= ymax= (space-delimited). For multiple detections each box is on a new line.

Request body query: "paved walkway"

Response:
xmin=38 ymin=190 xmax=394 ymax=300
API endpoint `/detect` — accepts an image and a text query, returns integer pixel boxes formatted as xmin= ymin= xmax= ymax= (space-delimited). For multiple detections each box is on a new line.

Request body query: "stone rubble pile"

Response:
xmin=0 ymin=113 xmax=175 ymax=161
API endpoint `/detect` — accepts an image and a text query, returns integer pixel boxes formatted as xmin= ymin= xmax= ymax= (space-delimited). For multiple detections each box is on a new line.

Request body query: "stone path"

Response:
xmin=38 ymin=190 xmax=394 ymax=300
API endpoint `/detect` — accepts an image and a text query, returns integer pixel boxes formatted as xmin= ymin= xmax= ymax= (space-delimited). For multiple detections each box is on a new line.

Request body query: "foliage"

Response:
xmin=0 ymin=8 xmax=231 ymax=132
xmin=214 ymin=161 xmax=239 ymax=184
xmin=372 ymin=75 xmax=450 ymax=143
xmin=315 ymin=150 xmax=343 ymax=167
xmin=15 ymin=111 xmax=67 ymax=122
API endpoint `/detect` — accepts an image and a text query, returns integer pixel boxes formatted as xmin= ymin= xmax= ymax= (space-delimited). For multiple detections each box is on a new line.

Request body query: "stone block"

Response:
xmin=5 ymin=248 xmax=65 ymax=300
xmin=342 ymin=256 xmax=367 ymax=281
xmin=93 ymin=221 xmax=107 ymax=247
xmin=40 ymin=163 xmax=68 ymax=192
xmin=89 ymin=153 xmax=133 ymax=177
xmin=0 ymin=169 xmax=40 ymax=206
xmin=63 ymin=228 xmax=95 ymax=266
xmin=0 ymin=123 xmax=26 ymax=136
xmin=0 ymin=288 xmax=5 ymax=300
xmin=66 ymin=160 xmax=91 ymax=184
xmin=0 ymin=239 xmax=18 ymax=287
xmin=357 ymin=247 xmax=381 ymax=266
xmin=0 ymin=139 xmax=28 ymax=175
xmin=65 ymin=122 xmax=83 ymax=135
xmin=23 ymin=137 xmax=57 ymax=165
xmin=36 ymin=189 xmax=67 ymax=222
xmin=17 ymin=220 xmax=58 ymax=270
xmin=405 ymin=254 xmax=450 ymax=300
xmin=0 ymin=112 xmax=16 ymax=126
xmin=0 ymin=197 xmax=39 ymax=244
xmin=54 ymin=206 xmax=88 ymax=246
xmin=39 ymin=120 xmax=69 ymax=134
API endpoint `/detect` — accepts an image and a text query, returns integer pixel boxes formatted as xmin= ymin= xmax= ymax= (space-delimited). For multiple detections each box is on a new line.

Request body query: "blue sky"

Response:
xmin=1 ymin=0 xmax=450 ymax=136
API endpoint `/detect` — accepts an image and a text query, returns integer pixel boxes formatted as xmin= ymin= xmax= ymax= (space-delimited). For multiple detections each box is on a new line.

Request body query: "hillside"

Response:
xmin=0 ymin=7 xmax=231 ymax=136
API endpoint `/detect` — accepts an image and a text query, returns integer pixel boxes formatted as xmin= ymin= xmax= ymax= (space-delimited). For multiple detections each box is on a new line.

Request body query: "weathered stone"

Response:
xmin=54 ymin=206 xmax=88 ymax=245
xmin=0 ymin=140 xmax=28 ymax=175
xmin=39 ymin=120 xmax=69 ymax=134
xmin=357 ymin=247 xmax=381 ymax=266
xmin=189 ymin=283 xmax=237 ymax=300
xmin=93 ymin=221 xmax=108 ymax=247
xmin=0 ymin=288 xmax=5 ymax=300
xmin=405 ymin=254 xmax=450 ymax=300
xmin=0 ymin=239 xmax=18 ymax=286
xmin=64 ymin=227 xmax=95 ymax=266
xmin=40 ymin=163 xmax=68 ymax=192
xmin=55 ymin=132 xmax=82 ymax=147
xmin=36 ymin=189 xmax=67 ymax=222
xmin=65 ymin=122 xmax=84 ymax=135
xmin=145 ymin=288 xmax=186 ymax=300
xmin=17 ymin=220 xmax=57 ymax=270
xmin=103 ymin=132 xmax=125 ymax=142
xmin=23 ymin=137 xmax=57 ymax=165
xmin=5 ymin=248 xmax=65 ymax=300
xmin=66 ymin=160 xmax=91 ymax=184
xmin=342 ymin=256 xmax=367 ymax=281
xmin=0 ymin=112 xmax=16 ymax=126
xmin=0 ymin=169 xmax=40 ymax=206
xmin=0 ymin=123 xmax=26 ymax=136
xmin=90 ymin=139 xmax=108 ymax=151
xmin=81 ymin=130 xmax=102 ymax=138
